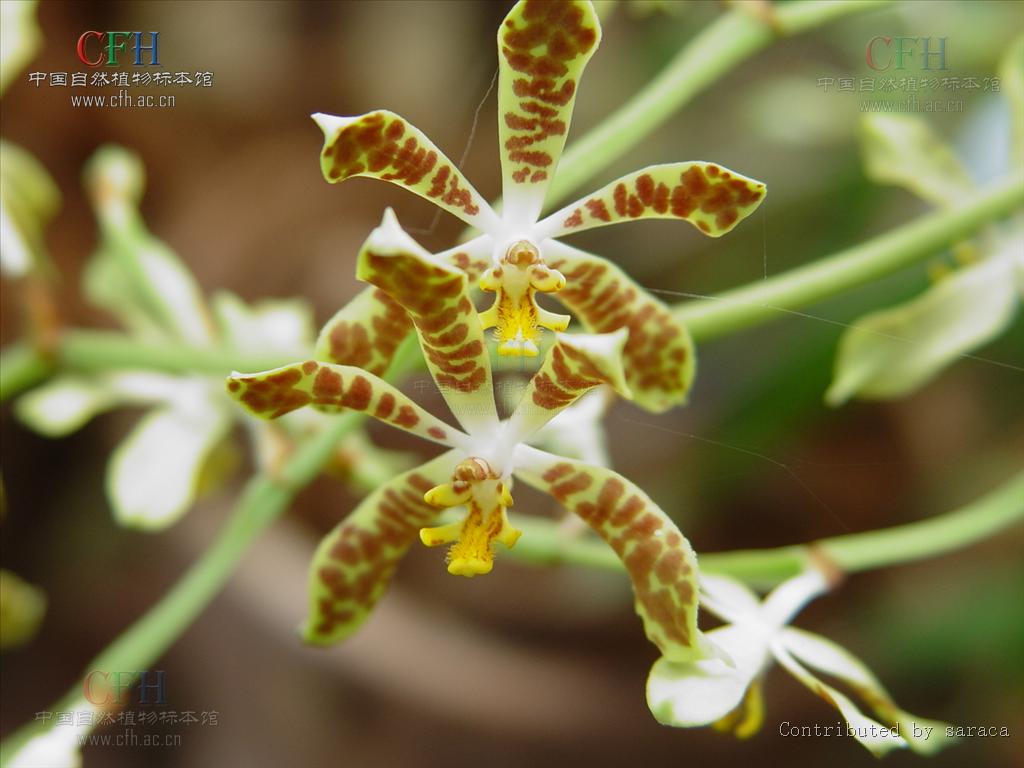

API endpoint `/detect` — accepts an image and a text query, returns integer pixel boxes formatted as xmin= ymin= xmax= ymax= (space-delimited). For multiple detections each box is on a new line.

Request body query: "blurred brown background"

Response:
xmin=2 ymin=1 xmax=1022 ymax=766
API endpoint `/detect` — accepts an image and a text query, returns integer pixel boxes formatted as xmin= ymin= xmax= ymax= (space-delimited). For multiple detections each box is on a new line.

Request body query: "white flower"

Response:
xmin=6 ymin=699 xmax=95 ymax=768
xmin=647 ymin=568 xmax=955 ymax=756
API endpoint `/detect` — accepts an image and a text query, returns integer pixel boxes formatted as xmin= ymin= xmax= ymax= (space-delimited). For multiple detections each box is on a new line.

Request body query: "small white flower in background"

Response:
xmin=499 ymin=381 xmax=613 ymax=468
xmin=6 ymin=699 xmax=96 ymax=768
xmin=1 ymin=0 xmax=59 ymax=279
xmin=0 ymin=0 xmax=41 ymax=96
xmin=647 ymin=567 xmax=955 ymax=756
xmin=0 ymin=140 xmax=59 ymax=278
xmin=827 ymin=36 xmax=1024 ymax=405
xmin=14 ymin=146 xmax=407 ymax=529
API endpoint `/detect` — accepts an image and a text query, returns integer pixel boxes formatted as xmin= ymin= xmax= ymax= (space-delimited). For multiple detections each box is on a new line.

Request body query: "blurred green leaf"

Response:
xmin=1000 ymin=34 xmax=1024 ymax=168
xmin=0 ymin=0 xmax=40 ymax=96
xmin=0 ymin=568 xmax=46 ymax=650
xmin=861 ymin=114 xmax=973 ymax=207
xmin=826 ymin=244 xmax=1021 ymax=405
xmin=0 ymin=140 xmax=59 ymax=277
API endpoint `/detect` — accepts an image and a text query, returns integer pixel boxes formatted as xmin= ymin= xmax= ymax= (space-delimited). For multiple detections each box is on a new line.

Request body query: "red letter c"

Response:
xmin=77 ymin=31 xmax=104 ymax=66
xmin=83 ymin=670 xmax=113 ymax=705
xmin=866 ymin=36 xmax=893 ymax=71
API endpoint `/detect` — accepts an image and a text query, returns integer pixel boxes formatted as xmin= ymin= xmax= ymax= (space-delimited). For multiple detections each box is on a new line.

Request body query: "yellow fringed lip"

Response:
xmin=479 ymin=240 xmax=570 ymax=357
xmin=420 ymin=457 xmax=521 ymax=577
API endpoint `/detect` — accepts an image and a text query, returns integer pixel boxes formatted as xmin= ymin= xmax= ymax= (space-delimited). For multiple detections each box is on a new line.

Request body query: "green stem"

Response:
xmin=547 ymin=0 xmax=893 ymax=207
xmin=0 ymin=412 xmax=361 ymax=761
xmin=0 ymin=331 xmax=295 ymax=403
xmin=0 ymin=329 xmax=428 ymax=404
xmin=511 ymin=471 xmax=1024 ymax=589
xmin=57 ymin=330 xmax=294 ymax=376
xmin=0 ymin=342 xmax=53 ymax=402
xmin=676 ymin=172 xmax=1024 ymax=342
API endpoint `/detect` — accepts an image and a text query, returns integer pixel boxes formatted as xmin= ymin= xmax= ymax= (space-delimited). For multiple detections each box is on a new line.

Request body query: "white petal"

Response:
xmin=107 ymin=404 xmax=230 ymax=530
xmin=8 ymin=730 xmax=82 ymax=768
xmin=212 ymin=291 xmax=314 ymax=356
xmin=773 ymin=640 xmax=908 ymax=756
xmin=525 ymin=388 xmax=612 ymax=467
xmin=699 ymin=573 xmax=762 ymax=620
xmin=646 ymin=624 xmax=770 ymax=727
xmin=0 ymin=0 xmax=42 ymax=96
xmin=15 ymin=377 xmax=114 ymax=437
xmin=827 ymin=253 xmax=1020 ymax=405
xmin=136 ymin=242 xmax=214 ymax=346
xmin=780 ymin=627 xmax=954 ymax=755
xmin=0 ymin=140 xmax=59 ymax=277
xmin=7 ymin=699 xmax=94 ymax=768
xmin=106 ymin=371 xmax=215 ymax=415
xmin=759 ymin=568 xmax=829 ymax=629
xmin=0 ymin=190 xmax=30 ymax=275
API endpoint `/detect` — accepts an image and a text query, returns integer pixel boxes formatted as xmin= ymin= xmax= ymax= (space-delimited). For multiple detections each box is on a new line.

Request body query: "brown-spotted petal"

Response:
xmin=356 ymin=210 xmax=499 ymax=435
xmin=226 ymin=361 xmax=464 ymax=448
xmin=544 ymin=240 xmax=695 ymax=412
xmin=313 ymin=110 xmax=501 ymax=233
xmin=314 ymin=235 xmax=494 ymax=374
xmin=506 ymin=329 xmax=631 ymax=443
xmin=498 ymin=0 xmax=601 ymax=226
xmin=314 ymin=286 xmax=413 ymax=376
xmin=534 ymin=162 xmax=766 ymax=240
xmin=303 ymin=450 xmax=459 ymax=645
xmin=513 ymin=445 xmax=711 ymax=663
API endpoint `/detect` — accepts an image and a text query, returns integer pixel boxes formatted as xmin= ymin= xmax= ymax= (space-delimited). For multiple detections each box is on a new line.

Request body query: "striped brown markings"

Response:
xmin=321 ymin=112 xmax=480 ymax=217
xmin=232 ymin=366 xmax=310 ymax=419
xmin=531 ymin=343 xmax=606 ymax=410
xmin=447 ymin=250 xmax=490 ymax=282
xmin=364 ymin=251 xmax=488 ymax=393
xmin=547 ymin=254 xmax=689 ymax=409
xmin=230 ymin=362 xmax=428 ymax=432
xmin=310 ymin=472 xmax=437 ymax=641
xmin=540 ymin=462 xmax=696 ymax=651
xmin=323 ymin=288 xmax=413 ymax=376
xmin=500 ymin=0 xmax=598 ymax=183
xmin=561 ymin=165 xmax=765 ymax=232
xmin=318 ymin=248 xmax=490 ymax=381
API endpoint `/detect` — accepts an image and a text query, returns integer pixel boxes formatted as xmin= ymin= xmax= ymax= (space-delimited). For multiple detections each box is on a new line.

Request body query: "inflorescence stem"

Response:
xmin=509 ymin=471 xmax=1024 ymax=588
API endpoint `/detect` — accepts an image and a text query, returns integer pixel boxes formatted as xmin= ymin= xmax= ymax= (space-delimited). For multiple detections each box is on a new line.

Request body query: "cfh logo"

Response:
xmin=83 ymin=670 xmax=167 ymax=706
xmin=866 ymin=36 xmax=948 ymax=71
xmin=76 ymin=32 xmax=160 ymax=66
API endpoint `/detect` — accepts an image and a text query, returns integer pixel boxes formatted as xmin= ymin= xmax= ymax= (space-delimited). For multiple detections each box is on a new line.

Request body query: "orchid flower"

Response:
xmin=1 ymin=0 xmax=57 ymax=278
xmin=827 ymin=37 xmax=1024 ymax=405
xmin=15 ymin=147 xmax=405 ymax=528
xmin=6 ymin=698 xmax=97 ymax=768
xmin=309 ymin=0 xmax=765 ymax=412
xmin=227 ymin=209 xmax=715 ymax=666
xmin=647 ymin=569 xmax=954 ymax=757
